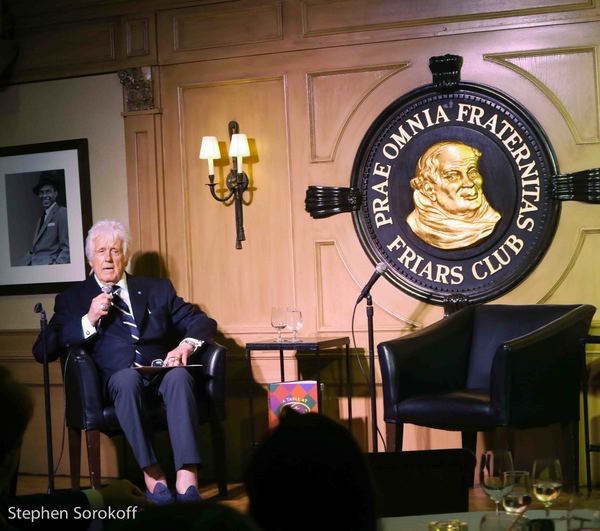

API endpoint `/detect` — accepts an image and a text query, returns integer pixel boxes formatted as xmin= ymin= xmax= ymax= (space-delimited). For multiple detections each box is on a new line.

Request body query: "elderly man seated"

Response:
xmin=34 ymin=219 xmax=217 ymax=504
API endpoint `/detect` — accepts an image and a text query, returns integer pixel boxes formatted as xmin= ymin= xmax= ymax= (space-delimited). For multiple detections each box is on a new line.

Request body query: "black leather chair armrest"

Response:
xmin=490 ymin=304 xmax=595 ymax=427
xmin=61 ymin=347 xmax=106 ymax=430
xmin=190 ymin=340 xmax=226 ymax=420
xmin=377 ymin=306 xmax=476 ymax=416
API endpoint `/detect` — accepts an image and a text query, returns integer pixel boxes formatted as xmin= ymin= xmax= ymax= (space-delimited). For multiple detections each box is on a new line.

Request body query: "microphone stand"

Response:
xmin=36 ymin=304 xmax=55 ymax=494
xmin=366 ymin=294 xmax=378 ymax=452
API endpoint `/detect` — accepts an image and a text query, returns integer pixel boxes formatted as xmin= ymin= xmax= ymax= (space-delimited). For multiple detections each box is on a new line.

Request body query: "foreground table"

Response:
xmin=379 ymin=510 xmax=568 ymax=531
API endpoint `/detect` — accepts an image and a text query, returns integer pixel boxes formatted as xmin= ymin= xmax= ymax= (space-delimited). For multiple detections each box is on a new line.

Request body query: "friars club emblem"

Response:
xmin=305 ymin=55 xmax=599 ymax=307
xmin=350 ymin=81 xmax=560 ymax=305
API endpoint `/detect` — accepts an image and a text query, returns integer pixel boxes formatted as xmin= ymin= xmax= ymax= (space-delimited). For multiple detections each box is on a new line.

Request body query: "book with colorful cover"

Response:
xmin=267 ymin=380 xmax=319 ymax=428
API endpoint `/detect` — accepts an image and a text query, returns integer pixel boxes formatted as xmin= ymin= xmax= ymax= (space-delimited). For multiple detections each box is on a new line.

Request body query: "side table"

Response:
xmin=245 ymin=336 xmax=351 ymax=445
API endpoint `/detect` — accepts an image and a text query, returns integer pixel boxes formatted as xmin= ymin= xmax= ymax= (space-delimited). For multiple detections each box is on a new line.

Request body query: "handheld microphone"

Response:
xmin=99 ymin=284 xmax=113 ymax=327
xmin=356 ymin=262 xmax=388 ymax=303
xmin=101 ymin=284 xmax=113 ymax=295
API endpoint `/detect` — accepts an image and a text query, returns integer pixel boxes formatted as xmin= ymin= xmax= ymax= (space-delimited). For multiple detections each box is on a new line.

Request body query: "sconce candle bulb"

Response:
xmin=229 ymin=133 xmax=250 ymax=175
xmin=199 ymin=135 xmax=221 ymax=175
xmin=200 ymin=122 xmax=251 ymax=249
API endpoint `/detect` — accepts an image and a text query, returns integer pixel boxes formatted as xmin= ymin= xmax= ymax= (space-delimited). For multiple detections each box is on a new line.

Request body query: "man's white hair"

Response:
xmin=85 ymin=220 xmax=130 ymax=261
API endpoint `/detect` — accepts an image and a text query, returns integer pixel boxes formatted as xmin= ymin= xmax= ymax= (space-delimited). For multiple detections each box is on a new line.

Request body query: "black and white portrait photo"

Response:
xmin=6 ymin=169 xmax=70 ymax=266
xmin=0 ymin=139 xmax=91 ymax=295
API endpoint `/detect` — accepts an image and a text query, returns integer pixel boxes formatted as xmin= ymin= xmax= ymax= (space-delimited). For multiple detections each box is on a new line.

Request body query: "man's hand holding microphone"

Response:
xmin=87 ymin=284 xmax=113 ymax=327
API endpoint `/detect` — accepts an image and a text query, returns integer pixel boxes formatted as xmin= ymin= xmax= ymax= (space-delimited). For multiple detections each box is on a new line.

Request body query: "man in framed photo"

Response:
xmin=19 ymin=170 xmax=70 ymax=266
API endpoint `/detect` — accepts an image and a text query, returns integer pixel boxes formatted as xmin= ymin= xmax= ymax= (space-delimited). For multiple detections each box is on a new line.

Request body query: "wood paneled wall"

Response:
xmin=3 ymin=0 xmax=600 ymax=483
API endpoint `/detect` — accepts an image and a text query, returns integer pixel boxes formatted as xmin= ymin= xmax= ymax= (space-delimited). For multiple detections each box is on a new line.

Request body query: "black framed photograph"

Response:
xmin=0 ymin=139 xmax=92 ymax=295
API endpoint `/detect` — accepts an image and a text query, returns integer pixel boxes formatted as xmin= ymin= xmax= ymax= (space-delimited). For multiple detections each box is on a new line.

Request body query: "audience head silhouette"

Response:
xmin=0 ymin=366 xmax=34 ymax=493
xmin=110 ymin=500 xmax=261 ymax=531
xmin=244 ymin=410 xmax=376 ymax=531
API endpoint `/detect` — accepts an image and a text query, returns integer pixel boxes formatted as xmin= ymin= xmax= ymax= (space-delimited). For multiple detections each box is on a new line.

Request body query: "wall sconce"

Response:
xmin=200 ymin=121 xmax=251 ymax=249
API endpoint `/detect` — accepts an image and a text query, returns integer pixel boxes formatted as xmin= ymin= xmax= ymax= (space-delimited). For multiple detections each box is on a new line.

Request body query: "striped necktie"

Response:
xmin=111 ymin=286 xmax=144 ymax=366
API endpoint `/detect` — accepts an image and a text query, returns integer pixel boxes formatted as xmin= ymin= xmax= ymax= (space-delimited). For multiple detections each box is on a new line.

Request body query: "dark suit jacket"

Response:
xmin=34 ymin=274 xmax=217 ymax=382
xmin=20 ymin=205 xmax=70 ymax=266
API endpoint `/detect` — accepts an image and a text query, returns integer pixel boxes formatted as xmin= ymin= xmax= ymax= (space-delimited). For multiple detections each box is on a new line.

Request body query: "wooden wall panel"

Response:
xmin=170 ymin=2 xmax=281 ymax=51
xmin=11 ymin=12 xmax=156 ymax=82
xmin=123 ymin=111 xmax=166 ymax=264
xmin=183 ymin=77 xmax=293 ymax=331
xmin=485 ymin=46 xmax=600 ymax=144
xmin=314 ymin=240 xmax=413 ymax=334
xmin=301 ymin=0 xmax=594 ymax=36
xmin=307 ymin=64 xmax=409 ymax=162
xmin=157 ymin=0 xmax=283 ymax=65
xmin=540 ymin=228 xmax=600 ymax=305
xmin=125 ymin=17 xmax=151 ymax=58
xmin=18 ymin=19 xmax=118 ymax=69
xmin=160 ymin=70 xmax=295 ymax=326
xmin=8 ymin=1 xmax=600 ymax=82
xmin=300 ymin=0 xmax=597 ymax=36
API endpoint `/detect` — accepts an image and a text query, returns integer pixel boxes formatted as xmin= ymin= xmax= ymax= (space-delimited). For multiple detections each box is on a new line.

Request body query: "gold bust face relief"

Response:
xmin=407 ymin=141 xmax=501 ymax=250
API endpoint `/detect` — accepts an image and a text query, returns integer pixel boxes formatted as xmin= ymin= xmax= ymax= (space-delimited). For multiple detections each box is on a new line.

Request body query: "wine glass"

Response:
xmin=532 ymin=458 xmax=562 ymax=517
xmin=271 ymin=306 xmax=287 ymax=342
xmin=286 ymin=307 xmax=303 ymax=342
xmin=480 ymin=450 xmax=514 ymax=514
xmin=502 ymin=470 xmax=532 ymax=515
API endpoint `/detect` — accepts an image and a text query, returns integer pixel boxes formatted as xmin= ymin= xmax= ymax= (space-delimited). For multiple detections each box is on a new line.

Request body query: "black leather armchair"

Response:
xmin=378 ymin=304 xmax=595 ymax=487
xmin=62 ymin=341 xmax=227 ymax=496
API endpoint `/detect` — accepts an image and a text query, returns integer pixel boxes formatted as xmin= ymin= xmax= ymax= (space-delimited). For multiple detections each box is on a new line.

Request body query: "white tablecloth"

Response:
xmin=379 ymin=510 xmax=568 ymax=530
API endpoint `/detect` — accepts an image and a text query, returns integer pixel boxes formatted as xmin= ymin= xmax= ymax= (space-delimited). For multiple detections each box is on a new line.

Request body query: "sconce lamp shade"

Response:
xmin=199 ymin=136 xmax=221 ymax=160
xmin=228 ymin=134 xmax=250 ymax=158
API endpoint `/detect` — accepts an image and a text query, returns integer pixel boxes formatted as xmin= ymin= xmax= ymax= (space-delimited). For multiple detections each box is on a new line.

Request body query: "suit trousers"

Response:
xmin=107 ymin=367 xmax=202 ymax=471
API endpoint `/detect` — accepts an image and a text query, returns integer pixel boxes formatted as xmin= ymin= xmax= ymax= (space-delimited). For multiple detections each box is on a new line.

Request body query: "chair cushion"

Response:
xmin=393 ymin=389 xmax=501 ymax=430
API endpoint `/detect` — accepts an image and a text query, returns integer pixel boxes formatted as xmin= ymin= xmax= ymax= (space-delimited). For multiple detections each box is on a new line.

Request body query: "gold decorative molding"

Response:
xmin=300 ymin=0 xmax=596 ymax=37
xmin=307 ymin=63 xmax=409 ymax=162
xmin=538 ymin=227 xmax=600 ymax=303
xmin=484 ymin=46 xmax=600 ymax=144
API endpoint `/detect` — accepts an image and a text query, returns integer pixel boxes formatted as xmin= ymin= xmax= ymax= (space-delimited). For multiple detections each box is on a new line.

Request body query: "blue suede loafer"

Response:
xmin=176 ymin=486 xmax=203 ymax=503
xmin=146 ymin=482 xmax=175 ymax=505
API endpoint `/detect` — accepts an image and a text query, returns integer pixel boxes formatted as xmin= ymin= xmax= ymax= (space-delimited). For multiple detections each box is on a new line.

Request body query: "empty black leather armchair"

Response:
xmin=378 ymin=304 xmax=595 ymax=487
xmin=63 ymin=340 xmax=228 ymax=496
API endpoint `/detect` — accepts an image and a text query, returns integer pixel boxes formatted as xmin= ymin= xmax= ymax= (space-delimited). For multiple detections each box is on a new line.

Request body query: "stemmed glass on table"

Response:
xmin=502 ymin=470 xmax=532 ymax=515
xmin=271 ymin=306 xmax=287 ymax=342
xmin=480 ymin=450 xmax=514 ymax=515
xmin=286 ymin=307 xmax=303 ymax=342
xmin=532 ymin=458 xmax=562 ymax=517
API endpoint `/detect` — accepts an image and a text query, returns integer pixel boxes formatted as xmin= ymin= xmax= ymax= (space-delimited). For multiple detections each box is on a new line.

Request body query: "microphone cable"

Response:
xmin=52 ymin=348 xmax=72 ymax=478
xmin=350 ymin=299 xmax=387 ymax=453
